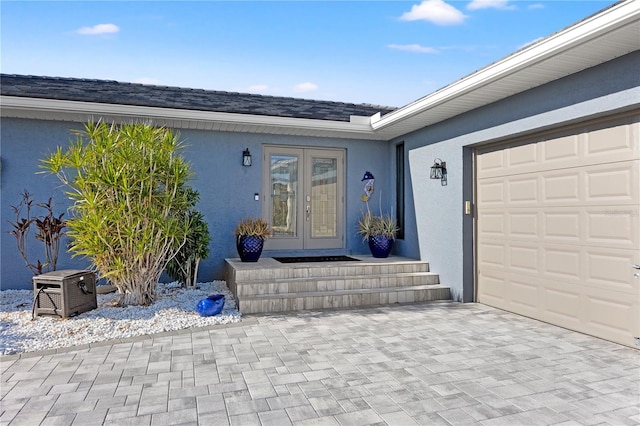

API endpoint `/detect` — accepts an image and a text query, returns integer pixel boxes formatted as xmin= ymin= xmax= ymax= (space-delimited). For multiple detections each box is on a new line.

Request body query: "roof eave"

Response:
xmin=0 ymin=96 xmax=385 ymax=140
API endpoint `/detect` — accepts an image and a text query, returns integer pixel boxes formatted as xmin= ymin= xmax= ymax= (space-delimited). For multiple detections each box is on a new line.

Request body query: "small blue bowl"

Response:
xmin=196 ymin=294 xmax=225 ymax=317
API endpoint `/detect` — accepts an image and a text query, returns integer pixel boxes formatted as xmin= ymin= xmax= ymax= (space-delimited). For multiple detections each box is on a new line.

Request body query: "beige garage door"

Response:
xmin=476 ymin=112 xmax=640 ymax=348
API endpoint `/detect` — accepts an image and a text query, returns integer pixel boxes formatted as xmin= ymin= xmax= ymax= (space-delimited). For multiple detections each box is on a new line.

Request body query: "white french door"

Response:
xmin=263 ymin=146 xmax=345 ymax=250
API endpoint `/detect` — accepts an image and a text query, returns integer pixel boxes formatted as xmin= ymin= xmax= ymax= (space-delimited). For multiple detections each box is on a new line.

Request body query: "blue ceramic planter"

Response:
xmin=368 ymin=235 xmax=394 ymax=258
xmin=237 ymin=235 xmax=265 ymax=262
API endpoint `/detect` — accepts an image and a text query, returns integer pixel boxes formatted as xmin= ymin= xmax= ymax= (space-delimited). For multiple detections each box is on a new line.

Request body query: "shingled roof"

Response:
xmin=0 ymin=74 xmax=396 ymax=122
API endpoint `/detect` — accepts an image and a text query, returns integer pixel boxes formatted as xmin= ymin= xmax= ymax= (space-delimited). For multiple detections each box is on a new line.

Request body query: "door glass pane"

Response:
xmin=270 ymin=155 xmax=298 ymax=237
xmin=311 ymin=157 xmax=337 ymax=238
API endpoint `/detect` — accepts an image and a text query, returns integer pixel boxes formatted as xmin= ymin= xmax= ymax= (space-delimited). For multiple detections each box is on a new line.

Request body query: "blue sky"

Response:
xmin=1 ymin=1 xmax=617 ymax=107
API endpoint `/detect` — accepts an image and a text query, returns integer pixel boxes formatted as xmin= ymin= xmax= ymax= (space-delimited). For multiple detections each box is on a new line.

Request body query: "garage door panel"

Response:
xmin=477 ymin=211 xmax=506 ymax=237
xmin=477 ymin=241 xmax=506 ymax=270
xmin=540 ymin=174 xmax=580 ymax=205
xmin=585 ymin=248 xmax=640 ymax=293
xmin=542 ymin=284 xmax=581 ymax=328
xmin=477 ymin=271 xmax=508 ymax=307
xmin=543 ymin=246 xmax=581 ymax=282
xmin=509 ymin=244 xmax=540 ymax=274
xmin=510 ymin=276 xmax=540 ymax=314
xmin=477 ymin=179 xmax=505 ymax=205
xmin=509 ymin=212 xmax=539 ymax=239
xmin=583 ymin=285 xmax=640 ymax=339
xmin=585 ymin=162 xmax=638 ymax=203
xmin=477 ymin=117 xmax=639 ymax=179
xmin=476 ymin=148 xmax=505 ymax=178
xmin=508 ymin=176 xmax=538 ymax=204
xmin=503 ymin=164 xmax=638 ymax=208
xmin=542 ymin=134 xmax=579 ymax=163
xmin=476 ymin=112 xmax=640 ymax=348
xmin=542 ymin=171 xmax=580 ymax=204
xmin=540 ymin=135 xmax=581 ymax=163
xmin=585 ymin=119 xmax=640 ymax=162
xmin=508 ymin=142 xmax=538 ymax=168
xmin=476 ymin=140 xmax=542 ymax=178
xmin=585 ymin=295 xmax=636 ymax=337
xmin=585 ymin=207 xmax=638 ymax=249
xmin=478 ymin=270 xmax=637 ymax=336
xmin=543 ymin=210 xmax=581 ymax=242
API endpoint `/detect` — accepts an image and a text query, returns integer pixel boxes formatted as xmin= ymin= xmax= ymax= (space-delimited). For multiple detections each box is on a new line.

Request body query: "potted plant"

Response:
xmin=357 ymin=211 xmax=399 ymax=258
xmin=234 ymin=217 xmax=272 ymax=262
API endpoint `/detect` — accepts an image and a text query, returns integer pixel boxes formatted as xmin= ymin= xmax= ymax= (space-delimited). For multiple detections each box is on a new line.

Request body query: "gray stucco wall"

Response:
xmin=1 ymin=119 xmax=390 ymax=289
xmin=2 ymin=120 xmax=83 ymax=289
xmin=393 ymin=51 xmax=640 ymax=302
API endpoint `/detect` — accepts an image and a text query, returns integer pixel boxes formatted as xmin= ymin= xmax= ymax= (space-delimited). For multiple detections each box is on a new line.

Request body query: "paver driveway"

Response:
xmin=1 ymin=302 xmax=639 ymax=425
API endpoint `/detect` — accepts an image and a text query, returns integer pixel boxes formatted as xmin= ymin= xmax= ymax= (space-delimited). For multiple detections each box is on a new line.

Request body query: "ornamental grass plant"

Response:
xmin=357 ymin=211 xmax=399 ymax=241
xmin=234 ymin=217 xmax=272 ymax=239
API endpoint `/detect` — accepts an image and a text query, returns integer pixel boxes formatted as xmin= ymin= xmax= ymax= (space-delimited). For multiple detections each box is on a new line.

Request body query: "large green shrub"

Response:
xmin=166 ymin=188 xmax=210 ymax=287
xmin=42 ymin=122 xmax=194 ymax=306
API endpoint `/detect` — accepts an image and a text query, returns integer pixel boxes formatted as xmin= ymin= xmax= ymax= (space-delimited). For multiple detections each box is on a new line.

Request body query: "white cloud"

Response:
xmin=467 ymin=0 xmax=516 ymax=11
xmin=388 ymin=44 xmax=439 ymax=54
xmin=133 ymin=77 xmax=161 ymax=85
xmin=399 ymin=0 xmax=467 ymax=25
xmin=75 ymin=23 xmax=120 ymax=35
xmin=528 ymin=3 xmax=545 ymax=9
xmin=293 ymin=82 xmax=318 ymax=93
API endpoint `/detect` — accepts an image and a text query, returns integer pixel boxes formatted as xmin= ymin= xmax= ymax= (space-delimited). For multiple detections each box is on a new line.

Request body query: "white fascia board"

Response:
xmin=373 ymin=0 xmax=640 ymax=131
xmin=1 ymin=96 xmax=378 ymax=137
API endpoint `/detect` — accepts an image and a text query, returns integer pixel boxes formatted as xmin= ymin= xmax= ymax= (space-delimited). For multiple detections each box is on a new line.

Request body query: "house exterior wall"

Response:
xmin=1 ymin=119 xmax=83 ymax=290
xmin=1 ymin=118 xmax=390 ymax=289
xmin=392 ymin=51 xmax=640 ymax=302
xmin=3 ymin=51 xmax=638 ymax=294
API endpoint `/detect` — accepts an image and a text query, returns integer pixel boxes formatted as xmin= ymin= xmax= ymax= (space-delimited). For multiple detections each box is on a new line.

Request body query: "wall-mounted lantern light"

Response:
xmin=242 ymin=148 xmax=252 ymax=166
xmin=430 ymin=158 xmax=447 ymax=186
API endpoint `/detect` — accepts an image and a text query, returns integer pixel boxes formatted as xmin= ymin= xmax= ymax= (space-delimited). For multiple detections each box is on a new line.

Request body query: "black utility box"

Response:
xmin=32 ymin=270 xmax=97 ymax=318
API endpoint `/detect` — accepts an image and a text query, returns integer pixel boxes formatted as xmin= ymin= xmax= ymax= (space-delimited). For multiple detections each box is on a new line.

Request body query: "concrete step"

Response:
xmin=235 ymin=271 xmax=441 ymax=297
xmin=239 ymin=285 xmax=451 ymax=314
xmin=229 ymin=259 xmax=431 ymax=282
xmin=224 ymin=256 xmax=451 ymax=314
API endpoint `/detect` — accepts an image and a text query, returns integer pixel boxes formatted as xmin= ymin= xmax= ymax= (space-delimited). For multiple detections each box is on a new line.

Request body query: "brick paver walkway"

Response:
xmin=1 ymin=302 xmax=639 ymax=425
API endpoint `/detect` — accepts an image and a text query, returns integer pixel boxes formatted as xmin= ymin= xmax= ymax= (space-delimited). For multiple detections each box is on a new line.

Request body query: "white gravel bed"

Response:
xmin=0 ymin=281 xmax=241 ymax=355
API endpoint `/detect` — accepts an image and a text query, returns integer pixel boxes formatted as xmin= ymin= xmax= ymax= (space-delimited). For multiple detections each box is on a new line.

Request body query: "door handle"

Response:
xmin=306 ymin=205 xmax=310 ymax=221
xmin=633 ymin=264 xmax=640 ymax=279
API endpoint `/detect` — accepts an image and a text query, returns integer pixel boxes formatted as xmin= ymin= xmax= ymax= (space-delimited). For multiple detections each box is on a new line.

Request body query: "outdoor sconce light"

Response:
xmin=430 ymin=158 xmax=447 ymax=186
xmin=242 ymin=148 xmax=252 ymax=166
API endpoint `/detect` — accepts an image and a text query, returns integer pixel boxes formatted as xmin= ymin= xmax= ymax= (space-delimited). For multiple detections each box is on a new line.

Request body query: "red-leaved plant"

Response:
xmin=8 ymin=190 xmax=67 ymax=275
